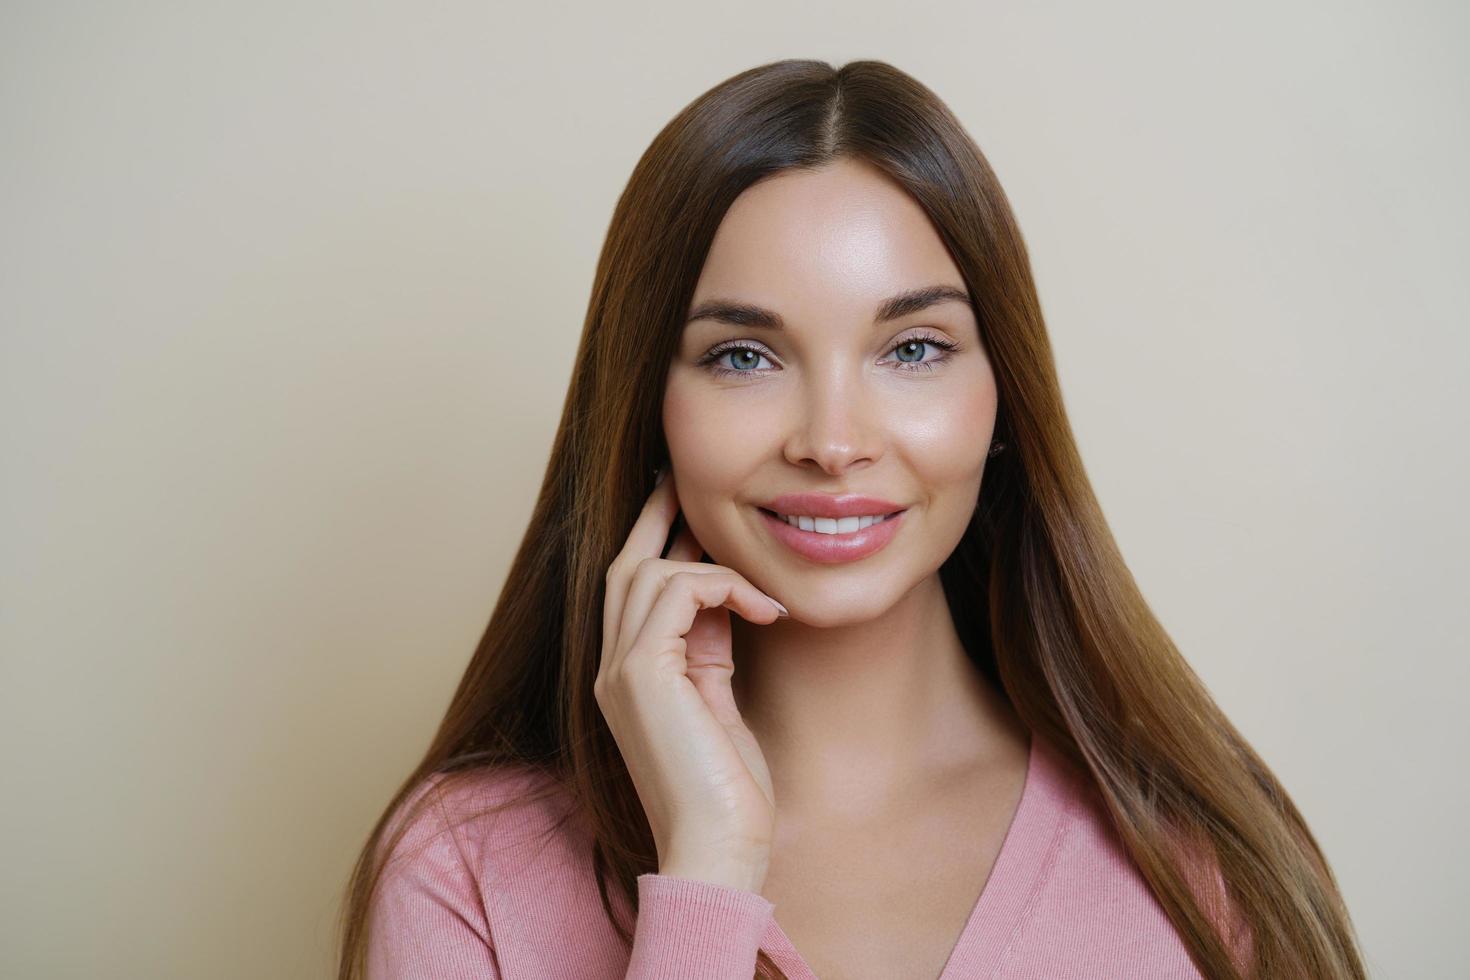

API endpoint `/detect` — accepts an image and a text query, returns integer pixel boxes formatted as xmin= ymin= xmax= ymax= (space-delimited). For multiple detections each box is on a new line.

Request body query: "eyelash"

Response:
xmin=696 ymin=332 xmax=962 ymax=379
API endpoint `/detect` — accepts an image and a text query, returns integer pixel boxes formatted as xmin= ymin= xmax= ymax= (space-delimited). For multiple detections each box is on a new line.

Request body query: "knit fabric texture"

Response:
xmin=365 ymin=733 xmax=1241 ymax=978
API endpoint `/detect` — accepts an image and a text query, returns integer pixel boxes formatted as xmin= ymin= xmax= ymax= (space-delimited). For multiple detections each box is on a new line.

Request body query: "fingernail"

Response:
xmin=767 ymin=595 xmax=789 ymax=618
xmin=654 ymin=467 xmax=667 ymax=486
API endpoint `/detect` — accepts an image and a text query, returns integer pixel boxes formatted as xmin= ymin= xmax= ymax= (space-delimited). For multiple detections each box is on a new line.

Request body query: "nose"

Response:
xmin=782 ymin=364 xmax=884 ymax=476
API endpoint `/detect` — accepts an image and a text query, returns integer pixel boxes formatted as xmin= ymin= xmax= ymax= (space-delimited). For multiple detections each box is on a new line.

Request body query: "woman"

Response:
xmin=337 ymin=59 xmax=1365 ymax=979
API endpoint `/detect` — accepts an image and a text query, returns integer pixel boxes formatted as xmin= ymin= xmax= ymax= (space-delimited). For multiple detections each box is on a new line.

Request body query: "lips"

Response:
xmin=756 ymin=505 xmax=907 ymax=564
xmin=759 ymin=492 xmax=906 ymax=520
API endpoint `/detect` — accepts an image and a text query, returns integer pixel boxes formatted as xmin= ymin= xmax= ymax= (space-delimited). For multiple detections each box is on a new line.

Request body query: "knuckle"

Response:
xmin=647 ymin=638 xmax=687 ymax=665
xmin=667 ymin=569 xmax=701 ymax=589
xmin=670 ymin=568 xmax=728 ymax=596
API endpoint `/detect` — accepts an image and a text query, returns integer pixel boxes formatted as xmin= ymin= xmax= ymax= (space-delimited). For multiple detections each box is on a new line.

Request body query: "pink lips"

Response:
xmin=761 ymin=492 xmax=905 ymax=518
xmin=757 ymin=493 xmax=908 ymax=564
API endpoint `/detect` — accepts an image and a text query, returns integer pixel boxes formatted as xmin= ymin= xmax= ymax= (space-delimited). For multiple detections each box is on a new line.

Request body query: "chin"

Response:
xmin=748 ymin=579 xmax=908 ymax=628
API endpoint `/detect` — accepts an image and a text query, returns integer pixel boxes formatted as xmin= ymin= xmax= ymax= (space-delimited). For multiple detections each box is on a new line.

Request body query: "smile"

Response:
xmin=757 ymin=506 xmax=907 ymax=564
xmin=766 ymin=510 xmax=901 ymax=534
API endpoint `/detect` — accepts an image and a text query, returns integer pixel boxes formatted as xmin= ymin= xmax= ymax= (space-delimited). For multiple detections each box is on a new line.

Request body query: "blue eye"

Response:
xmin=697 ymin=332 xmax=961 ymax=379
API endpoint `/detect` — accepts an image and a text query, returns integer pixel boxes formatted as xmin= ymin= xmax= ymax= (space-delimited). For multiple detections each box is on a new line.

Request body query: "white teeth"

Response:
xmin=777 ymin=512 xmax=888 ymax=534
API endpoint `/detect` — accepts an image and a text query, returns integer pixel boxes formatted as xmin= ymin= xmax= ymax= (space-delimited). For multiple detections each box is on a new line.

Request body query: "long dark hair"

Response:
xmin=337 ymin=58 xmax=1366 ymax=979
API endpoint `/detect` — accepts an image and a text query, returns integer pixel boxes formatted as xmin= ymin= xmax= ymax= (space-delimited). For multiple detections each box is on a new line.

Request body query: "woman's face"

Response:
xmin=662 ymin=157 xmax=998 ymax=627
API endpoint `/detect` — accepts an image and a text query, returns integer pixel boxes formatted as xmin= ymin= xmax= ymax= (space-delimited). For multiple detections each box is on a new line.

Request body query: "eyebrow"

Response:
xmin=685 ymin=283 xmax=974 ymax=330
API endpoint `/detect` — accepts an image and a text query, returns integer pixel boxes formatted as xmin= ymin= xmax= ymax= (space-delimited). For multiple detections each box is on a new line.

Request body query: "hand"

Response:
xmin=594 ymin=467 xmax=787 ymax=893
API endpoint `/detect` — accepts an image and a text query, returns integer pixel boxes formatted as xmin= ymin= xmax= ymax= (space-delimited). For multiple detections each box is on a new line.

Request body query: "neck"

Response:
xmin=730 ymin=572 xmax=1025 ymax=818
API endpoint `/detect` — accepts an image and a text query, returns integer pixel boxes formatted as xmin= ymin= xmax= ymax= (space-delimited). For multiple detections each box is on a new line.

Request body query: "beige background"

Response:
xmin=2 ymin=2 xmax=1465 ymax=978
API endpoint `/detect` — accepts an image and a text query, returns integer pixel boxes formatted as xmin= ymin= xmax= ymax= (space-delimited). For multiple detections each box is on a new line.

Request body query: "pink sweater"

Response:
xmin=365 ymin=734 xmax=1238 ymax=978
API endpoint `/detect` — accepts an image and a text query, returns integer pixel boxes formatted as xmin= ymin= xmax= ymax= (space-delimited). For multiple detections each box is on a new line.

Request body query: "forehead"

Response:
xmin=691 ymin=158 xmax=966 ymax=317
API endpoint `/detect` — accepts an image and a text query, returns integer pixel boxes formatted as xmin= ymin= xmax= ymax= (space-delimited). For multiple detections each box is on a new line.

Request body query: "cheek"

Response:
xmin=661 ymin=375 xmax=777 ymax=495
xmin=661 ymin=377 xmax=780 ymax=560
xmin=897 ymin=377 xmax=997 ymax=492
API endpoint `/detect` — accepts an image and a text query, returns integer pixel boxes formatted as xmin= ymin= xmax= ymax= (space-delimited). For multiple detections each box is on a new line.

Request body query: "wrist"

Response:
xmin=658 ymin=854 xmax=769 ymax=895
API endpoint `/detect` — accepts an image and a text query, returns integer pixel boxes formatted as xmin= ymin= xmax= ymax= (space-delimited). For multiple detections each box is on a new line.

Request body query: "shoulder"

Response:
xmin=366 ymin=764 xmax=591 ymax=976
xmin=371 ymin=765 xmax=645 ymax=978
xmin=1005 ymin=744 xmax=1212 ymax=976
xmin=380 ymin=763 xmax=581 ymax=877
xmin=1014 ymin=744 xmax=1251 ymax=976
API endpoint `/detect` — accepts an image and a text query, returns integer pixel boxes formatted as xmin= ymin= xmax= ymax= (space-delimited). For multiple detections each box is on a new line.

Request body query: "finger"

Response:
xmin=684 ymin=608 xmax=743 ymax=727
xmin=623 ymin=569 xmax=783 ymax=672
xmin=603 ymin=473 xmax=680 ymax=658
xmin=614 ymin=559 xmax=735 ymax=669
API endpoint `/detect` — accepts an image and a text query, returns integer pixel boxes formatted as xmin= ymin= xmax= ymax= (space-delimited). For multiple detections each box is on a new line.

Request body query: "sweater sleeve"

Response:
xmin=364 ymin=774 xmax=776 ymax=979
xmin=367 ymin=860 xmax=774 ymax=980
xmin=627 ymin=873 xmax=776 ymax=979
xmin=364 ymin=784 xmax=500 ymax=980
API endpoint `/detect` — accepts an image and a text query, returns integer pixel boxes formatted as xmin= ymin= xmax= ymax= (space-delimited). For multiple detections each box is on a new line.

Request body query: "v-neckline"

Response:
xmin=757 ymin=731 xmax=1076 ymax=980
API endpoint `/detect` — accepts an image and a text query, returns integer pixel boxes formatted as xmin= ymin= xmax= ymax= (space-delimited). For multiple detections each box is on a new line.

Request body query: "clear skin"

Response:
xmin=655 ymin=157 xmax=1028 ymax=858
